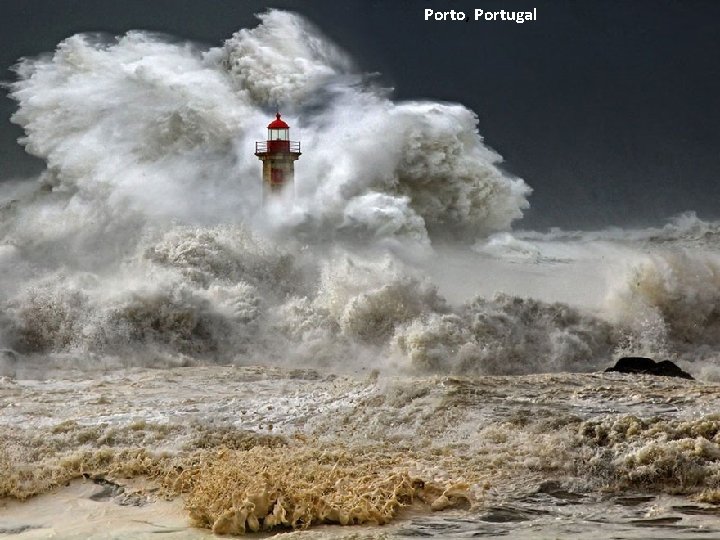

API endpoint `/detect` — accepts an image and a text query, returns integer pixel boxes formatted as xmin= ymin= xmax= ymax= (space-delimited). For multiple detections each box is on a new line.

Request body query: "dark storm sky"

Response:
xmin=1 ymin=0 xmax=719 ymax=229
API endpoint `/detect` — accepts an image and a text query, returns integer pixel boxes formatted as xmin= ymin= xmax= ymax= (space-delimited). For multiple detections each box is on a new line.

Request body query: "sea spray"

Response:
xmin=7 ymin=10 xmax=530 ymax=245
xmin=1 ymin=10 xmax=720 ymax=377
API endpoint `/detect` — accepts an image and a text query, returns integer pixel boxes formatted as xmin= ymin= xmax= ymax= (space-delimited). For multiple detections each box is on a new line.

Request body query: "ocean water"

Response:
xmin=2 ymin=9 xmax=720 ymax=538
xmin=4 ymin=367 xmax=720 ymax=538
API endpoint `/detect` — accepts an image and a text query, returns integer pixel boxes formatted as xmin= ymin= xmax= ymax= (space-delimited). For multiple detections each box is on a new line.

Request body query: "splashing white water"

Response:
xmin=1 ymin=10 xmax=719 ymax=377
xmin=7 ymin=9 xmax=530 ymax=246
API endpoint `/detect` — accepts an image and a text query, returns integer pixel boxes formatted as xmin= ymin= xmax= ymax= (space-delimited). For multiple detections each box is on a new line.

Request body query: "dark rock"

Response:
xmin=605 ymin=357 xmax=693 ymax=380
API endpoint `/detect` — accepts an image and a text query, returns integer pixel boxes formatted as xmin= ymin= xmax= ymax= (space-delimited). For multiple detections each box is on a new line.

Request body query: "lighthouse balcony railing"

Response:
xmin=255 ymin=140 xmax=301 ymax=154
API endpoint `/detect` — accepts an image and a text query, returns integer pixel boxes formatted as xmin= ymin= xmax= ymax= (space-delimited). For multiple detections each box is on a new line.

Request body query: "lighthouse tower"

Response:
xmin=255 ymin=113 xmax=301 ymax=200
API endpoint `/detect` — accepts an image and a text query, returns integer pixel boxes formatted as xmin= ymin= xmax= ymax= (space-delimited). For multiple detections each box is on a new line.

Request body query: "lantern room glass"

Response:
xmin=269 ymin=128 xmax=289 ymax=141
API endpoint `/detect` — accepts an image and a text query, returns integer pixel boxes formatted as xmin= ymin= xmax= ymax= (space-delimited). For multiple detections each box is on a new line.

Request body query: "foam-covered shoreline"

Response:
xmin=3 ymin=366 xmax=720 ymax=536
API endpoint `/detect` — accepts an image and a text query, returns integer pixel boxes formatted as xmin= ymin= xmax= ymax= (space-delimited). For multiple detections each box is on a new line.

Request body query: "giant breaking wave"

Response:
xmin=1 ymin=10 xmax=719 ymax=377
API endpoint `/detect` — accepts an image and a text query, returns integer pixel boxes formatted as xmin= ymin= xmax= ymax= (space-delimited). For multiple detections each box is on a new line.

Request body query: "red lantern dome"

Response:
xmin=267 ymin=113 xmax=289 ymax=129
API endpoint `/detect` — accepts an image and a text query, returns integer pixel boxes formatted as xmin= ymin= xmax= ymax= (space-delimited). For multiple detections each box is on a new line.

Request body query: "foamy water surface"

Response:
xmin=4 ymin=366 xmax=720 ymax=538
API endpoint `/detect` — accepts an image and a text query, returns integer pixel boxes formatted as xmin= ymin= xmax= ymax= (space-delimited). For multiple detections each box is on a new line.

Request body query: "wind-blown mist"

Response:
xmin=2 ymin=10 xmax=720 ymax=377
xmin=9 ymin=10 xmax=529 ymax=243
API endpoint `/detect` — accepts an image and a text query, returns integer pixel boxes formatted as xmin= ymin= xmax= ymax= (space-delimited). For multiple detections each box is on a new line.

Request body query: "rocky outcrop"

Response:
xmin=605 ymin=357 xmax=693 ymax=380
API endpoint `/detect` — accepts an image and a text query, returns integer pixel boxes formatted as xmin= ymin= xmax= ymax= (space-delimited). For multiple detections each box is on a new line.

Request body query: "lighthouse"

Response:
xmin=255 ymin=113 xmax=301 ymax=200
